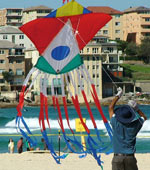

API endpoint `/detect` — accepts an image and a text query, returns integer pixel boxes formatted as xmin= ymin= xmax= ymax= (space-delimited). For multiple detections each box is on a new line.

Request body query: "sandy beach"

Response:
xmin=0 ymin=152 xmax=149 ymax=170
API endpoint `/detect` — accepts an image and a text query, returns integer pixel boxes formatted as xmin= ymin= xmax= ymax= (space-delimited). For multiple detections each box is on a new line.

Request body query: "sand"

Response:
xmin=0 ymin=152 xmax=149 ymax=170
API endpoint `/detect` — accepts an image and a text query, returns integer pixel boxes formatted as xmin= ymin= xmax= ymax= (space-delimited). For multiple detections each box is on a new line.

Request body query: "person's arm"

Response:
xmin=128 ymin=100 xmax=147 ymax=121
xmin=109 ymin=96 xmax=119 ymax=118
xmin=137 ymin=109 xmax=147 ymax=121
xmin=109 ymin=87 xmax=123 ymax=119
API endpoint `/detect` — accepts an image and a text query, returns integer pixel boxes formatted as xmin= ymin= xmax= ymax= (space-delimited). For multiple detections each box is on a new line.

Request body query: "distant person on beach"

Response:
xmin=8 ymin=138 xmax=14 ymax=153
xmin=26 ymin=139 xmax=31 ymax=151
xmin=109 ymin=87 xmax=147 ymax=170
xmin=41 ymin=138 xmax=48 ymax=150
xmin=17 ymin=137 xmax=23 ymax=153
xmin=63 ymin=140 xmax=76 ymax=153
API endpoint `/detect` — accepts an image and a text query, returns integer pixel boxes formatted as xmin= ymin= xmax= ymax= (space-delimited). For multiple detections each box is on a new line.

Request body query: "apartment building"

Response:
xmin=0 ymin=40 xmax=25 ymax=91
xmin=0 ymin=26 xmax=34 ymax=49
xmin=123 ymin=6 xmax=150 ymax=44
xmin=87 ymin=6 xmax=123 ymax=41
xmin=0 ymin=8 xmax=23 ymax=27
xmin=80 ymin=36 xmax=122 ymax=99
xmin=22 ymin=5 xmax=53 ymax=24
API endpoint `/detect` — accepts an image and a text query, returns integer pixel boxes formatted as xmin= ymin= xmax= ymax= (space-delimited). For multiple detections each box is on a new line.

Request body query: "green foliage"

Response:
xmin=126 ymin=42 xmax=138 ymax=56
xmin=121 ymin=64 xmax=150 ymax=80
xmin=138 ymin=37 xmax=150 ymax=63
xmin=120 ymin=56 xmax=140 ymax=61
xmin=121 ymin=64 xmax=150 ymax=73
xmin=2 ymin=71 xmax=14 ymax=83
xmin=116 ymin=40 xmax=128 ymax=53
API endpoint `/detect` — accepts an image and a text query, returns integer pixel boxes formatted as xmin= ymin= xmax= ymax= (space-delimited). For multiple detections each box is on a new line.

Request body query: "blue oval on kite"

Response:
xmin=51 ymin=46 xmax=70 ymax=61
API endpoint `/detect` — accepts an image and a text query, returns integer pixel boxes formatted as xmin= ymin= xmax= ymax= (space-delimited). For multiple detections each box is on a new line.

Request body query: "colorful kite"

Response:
xmin=16 ymin=0 xmax=112 ymax=168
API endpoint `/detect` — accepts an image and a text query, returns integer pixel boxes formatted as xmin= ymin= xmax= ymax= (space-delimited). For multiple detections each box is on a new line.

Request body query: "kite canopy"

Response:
xmin=20 ymin=0 xmax=111 ymax=74
xmin=17 ymin=0 xmax=113 ymax=168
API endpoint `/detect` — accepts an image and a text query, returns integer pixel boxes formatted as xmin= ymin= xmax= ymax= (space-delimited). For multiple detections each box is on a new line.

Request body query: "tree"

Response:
xmin=2 ymin=71 xmax=14 ymax=83
xmin=126 ymin=42 xmax=138 ymax=56
xmin=138 ymin=37 xmax=150 ymax=64
xmin=116 ymin=40 xmax=128 ymax=53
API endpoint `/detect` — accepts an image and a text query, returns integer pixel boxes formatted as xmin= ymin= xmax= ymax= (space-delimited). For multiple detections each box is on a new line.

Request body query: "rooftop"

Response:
xmin=23 ymin=5 xmax=53 ymax=12
xmin=87 ymin=6 xmax=123 ymax=15
xmin=0 ymin=40 xmax=23 ymax=49
xmin=124 ymin=6 xmax=150 ymax=13
xmin=0 ymin=26 xmax=22 ymax=34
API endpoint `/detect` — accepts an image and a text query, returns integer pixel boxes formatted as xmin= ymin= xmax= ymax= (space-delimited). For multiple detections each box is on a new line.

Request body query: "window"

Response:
xmin=0 ymin=79 xmax=4 ymax=83
xmin=115 ymin=15 xmax=120 ymax=19
xmin=115 ymin=22 xmax=120 ymax=26
xmin=0 ymin=50 xmax=4 ymax=54
xmin=19 ymin=35 xmax=24 ymax=39
xmin=87 ymin=65 xmax=89 ymax=69
xmin=0 ymin=60 xmax=5 ymax=63
xmin=107 ymin=47 xmax=114 ymax=53
xmin=145 ymin=18 xmax=150 ymax=22
xmin=103 ymin=30 xmax=108 ymax=34
xmin=97 ymin=74 xmax=99 ymax=78
xmin=0 ymin=69 xmax=5 ymax=73
xmin=9 ymin=59 xmax=13 ymax=64
xmin=92 ymin=48 xmax=98 ymax=54
xmin=96 ymin=56 xmax=100 ymax=60
xmin=16 ymin=60 xmax=23 ymax=63
xmin=14 ymin=78 xmax=23 ymax=85
xmin=16 ymin=69 xmax=23 ymax=75
xmin=87 ymin=48 xmax=89 ymax=53
xmin=19 ymin=44 xmax=24 ymax=47
xmin=3 ymin=35 xmax=7 ymax=39
xmin=93 ymin=74 xmax=95 ymax=78
xmin=93 ymin=65 xmax=95 ymax=69
xmin=96 ymin=65 xmax=99 ymax=69
xmin=80 ymin=49 xmax=83 ymax=54
xmin=115 ymin=30 xmax=120 ymax=34
xmin=143 ymin=25 xmax=150 ymax=29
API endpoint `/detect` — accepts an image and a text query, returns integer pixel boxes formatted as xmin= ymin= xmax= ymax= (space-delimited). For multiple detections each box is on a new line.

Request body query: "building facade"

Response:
xmin=0 ymin=40 xmax=25 ymax=91
xmin=123 ymin=6 xmax=150 ymax=44
xmin=22 ymin=5 xmax=53 ymax=24
xmin=0 ymin=8 xmax=23 ymax=27
xmin=87 ymin=6 xmax=123 ymax=41
xmin=0 ymin=26 xmax=34 ymax=49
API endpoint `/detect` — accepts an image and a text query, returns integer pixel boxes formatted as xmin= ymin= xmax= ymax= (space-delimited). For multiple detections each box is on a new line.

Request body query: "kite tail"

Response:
xmin=76 ymin=68 xmax=105 ymax=144
xmin=38 ymin=77 xmax=66 ymax=163
xmin=91 ymin=84 xmax=113 ymax=140
xmin=42 ymin=130 xmax=67 ymax=163
xmin=87 ymin=134 xmax=104 ymax=168
xmin=16 ymin=67 xmax=38 ymax=147
xmin=61 ymin=96 xmax=86 ymax=154
xmin=55 ymin=81 xmax=86 ymax=155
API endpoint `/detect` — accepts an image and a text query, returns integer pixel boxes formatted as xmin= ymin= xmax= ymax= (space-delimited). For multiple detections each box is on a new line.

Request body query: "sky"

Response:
xmin=0 ymin=0 xmax=150 ymax=11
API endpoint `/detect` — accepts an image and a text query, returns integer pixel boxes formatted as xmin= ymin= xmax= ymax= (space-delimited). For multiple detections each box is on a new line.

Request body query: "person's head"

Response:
xmin=114 ymin=105 xmax=137 ymax=124
xmin=41 ymin=138 xmax=44 ymax=142
xmin=20 ymin=137 xmax=23 ymax=140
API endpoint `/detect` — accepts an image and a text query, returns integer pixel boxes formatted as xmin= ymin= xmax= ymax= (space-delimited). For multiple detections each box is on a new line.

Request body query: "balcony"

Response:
xmin=6 ymin=12 xmax=22 ymax=17
xmin=6 ymin=19 xmax=22 ymax=24
xmin=8 ymin=52 xmax=24 ymax=56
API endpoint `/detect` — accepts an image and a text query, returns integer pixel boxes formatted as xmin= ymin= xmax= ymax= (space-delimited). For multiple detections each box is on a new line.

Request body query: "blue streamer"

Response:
xmin=16 ymin=116 xmax=37 ymax=147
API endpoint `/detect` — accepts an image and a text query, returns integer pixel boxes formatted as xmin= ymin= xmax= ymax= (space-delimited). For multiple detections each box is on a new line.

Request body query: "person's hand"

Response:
xmin=115 ymin=87 xmax=123 ymax=98
xmin=128 ymin=100 xmax=139 ymax=111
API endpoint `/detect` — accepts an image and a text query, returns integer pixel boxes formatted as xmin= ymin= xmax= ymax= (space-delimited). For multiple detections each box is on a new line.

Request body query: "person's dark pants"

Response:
xmin=18 ymin=147 xmax=23 ymax=153
xmin=112 ymin=154 xmax=138 ymax=170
